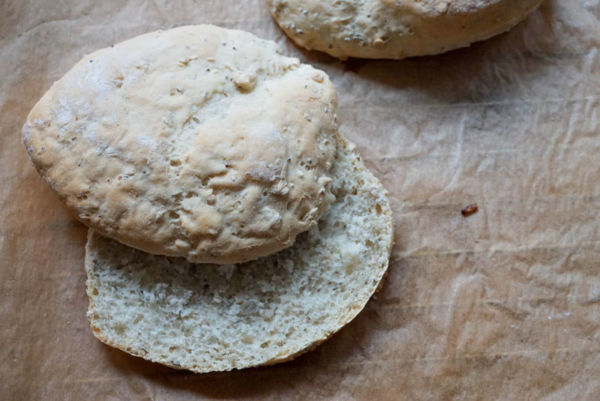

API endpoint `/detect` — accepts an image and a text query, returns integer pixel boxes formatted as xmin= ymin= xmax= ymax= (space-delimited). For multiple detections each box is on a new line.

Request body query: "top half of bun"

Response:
xmin=23 ymin=25 xmax=340 ymax=264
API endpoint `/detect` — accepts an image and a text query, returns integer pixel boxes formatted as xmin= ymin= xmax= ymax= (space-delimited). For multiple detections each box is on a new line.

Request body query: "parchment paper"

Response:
xmin=2 ymin=0 xmax=600 ymax=399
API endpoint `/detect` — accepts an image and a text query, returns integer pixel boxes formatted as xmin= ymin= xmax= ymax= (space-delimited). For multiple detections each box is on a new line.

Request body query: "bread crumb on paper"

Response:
xmin=461 ymin=203 xmax=478 ymax=217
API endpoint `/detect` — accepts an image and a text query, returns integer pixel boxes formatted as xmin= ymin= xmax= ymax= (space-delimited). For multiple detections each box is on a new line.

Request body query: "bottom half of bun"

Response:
xmin=85 ymin=134 xmax=393 ymax=373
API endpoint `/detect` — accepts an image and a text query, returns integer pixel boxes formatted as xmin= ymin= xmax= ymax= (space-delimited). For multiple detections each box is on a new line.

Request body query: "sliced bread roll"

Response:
xmin=85 ymin=135 xmax=393 ymax=373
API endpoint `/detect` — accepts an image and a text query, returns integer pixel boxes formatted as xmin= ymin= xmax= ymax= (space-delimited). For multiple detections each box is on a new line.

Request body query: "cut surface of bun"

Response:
xmin=85 ymin=135 xmax=393 ymax=373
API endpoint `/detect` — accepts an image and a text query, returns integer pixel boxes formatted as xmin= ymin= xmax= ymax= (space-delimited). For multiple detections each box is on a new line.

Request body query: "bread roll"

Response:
xmin=267 ymin=0 xmax=544 ymax=60
xmin=85 ymin=134 xmax=393 ymax=373
xmin=23 ymin=25 xmax=338 ymax=264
